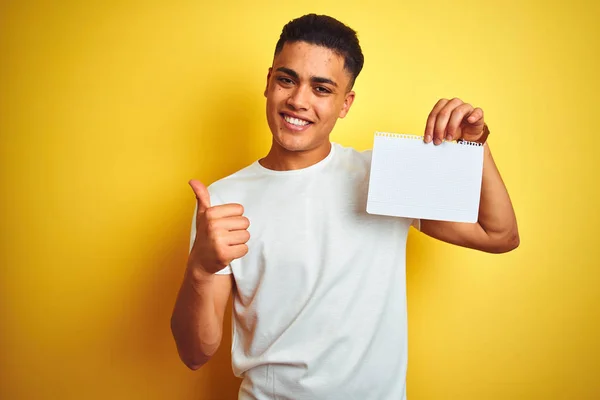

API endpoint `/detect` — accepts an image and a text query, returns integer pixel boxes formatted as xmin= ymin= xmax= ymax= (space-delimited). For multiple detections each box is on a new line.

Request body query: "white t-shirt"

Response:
xmin=190 ymin=143 xmax=418 ymax=399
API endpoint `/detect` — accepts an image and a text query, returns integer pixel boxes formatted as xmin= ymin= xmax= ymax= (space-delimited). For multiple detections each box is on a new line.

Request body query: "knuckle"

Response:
xmin=212 ymin=235 xmax=224 ymax=251
xmin=206 ymin=219 xmax=219 ymax=232
xmin=204 ymin=207 xmax=216 ymax=219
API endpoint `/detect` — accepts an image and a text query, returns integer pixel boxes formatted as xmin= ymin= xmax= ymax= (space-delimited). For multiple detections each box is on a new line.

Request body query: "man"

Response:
xmin=171 ymin=14 xmax=519 ymax=400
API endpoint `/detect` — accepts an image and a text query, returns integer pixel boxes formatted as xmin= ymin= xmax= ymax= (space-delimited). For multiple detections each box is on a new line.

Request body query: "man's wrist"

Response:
xmin=186 ymin=261 xmax=215 ymax=285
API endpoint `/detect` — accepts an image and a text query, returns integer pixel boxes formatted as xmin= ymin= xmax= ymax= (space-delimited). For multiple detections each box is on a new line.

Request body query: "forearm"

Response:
xmin=420 ymin=100 xmax=519 ymax=253
xmin=420 ymin=144 xmax=519 ymax=253
xmin=171 ymin=267 xmax=222 ymax=370
xmin=477 ymin=144 xmax=519 ymax=245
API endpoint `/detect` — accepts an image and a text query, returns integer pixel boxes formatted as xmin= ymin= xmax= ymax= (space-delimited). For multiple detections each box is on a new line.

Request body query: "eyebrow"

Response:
xmin=276 ymin=67 xmax=338 ymax=88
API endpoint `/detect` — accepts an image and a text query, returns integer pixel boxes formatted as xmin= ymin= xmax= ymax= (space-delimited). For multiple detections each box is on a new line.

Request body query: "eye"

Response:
xmin=315 ymin=86 xmax=332 ymax=94
xmin=277 ymin=77 xmax=294 ymax=85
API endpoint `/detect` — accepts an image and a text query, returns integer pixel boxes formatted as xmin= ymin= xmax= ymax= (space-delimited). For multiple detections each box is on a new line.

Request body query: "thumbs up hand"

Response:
xmin=188 ymin=179 xmax=250 ymax=275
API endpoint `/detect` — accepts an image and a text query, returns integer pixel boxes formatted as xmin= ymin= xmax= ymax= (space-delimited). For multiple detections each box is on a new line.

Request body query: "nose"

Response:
xmin=286 ymin=85 xmax=310 ymax=111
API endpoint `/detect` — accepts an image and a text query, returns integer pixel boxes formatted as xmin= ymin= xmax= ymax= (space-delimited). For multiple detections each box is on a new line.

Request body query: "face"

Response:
xmin=264 ymin=41 xmax=355 ymax=156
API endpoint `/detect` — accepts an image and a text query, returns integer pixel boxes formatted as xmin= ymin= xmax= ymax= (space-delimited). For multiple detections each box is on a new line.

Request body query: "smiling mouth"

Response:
xmin=281 ymin=113 xmax=312 ymax=127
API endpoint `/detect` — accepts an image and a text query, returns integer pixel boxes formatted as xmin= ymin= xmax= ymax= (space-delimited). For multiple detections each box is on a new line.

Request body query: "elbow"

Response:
xmin=185 ymin=339 xmax=222 ymax=370
xmin=505 ymin=227 xmax=520 ymax=252
xmin=170 ymin=319 xmax=220 ymax=371
xmin=510 ymin=231 xmax=520 ymax=251
xmin=179 ymin=347 xmax=210 ymax=371
xmin=178 ymin=345 xmax=217 ymax=371
xmin=184 ymin=359 xmax=204 ymax=371
xmin=489 ymin=229 xmax=520 ymax=254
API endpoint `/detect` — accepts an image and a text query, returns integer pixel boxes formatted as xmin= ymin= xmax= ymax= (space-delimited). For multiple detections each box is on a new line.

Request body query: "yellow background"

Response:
xmin=1 ymin=0 xmax=598 ymax=399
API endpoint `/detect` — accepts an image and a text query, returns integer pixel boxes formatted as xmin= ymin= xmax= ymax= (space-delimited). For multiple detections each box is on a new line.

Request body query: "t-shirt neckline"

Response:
xmin=253 ymin=142 xmax=336 ymax=176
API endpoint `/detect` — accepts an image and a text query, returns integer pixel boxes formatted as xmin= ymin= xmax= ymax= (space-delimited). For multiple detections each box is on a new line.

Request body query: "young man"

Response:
xmin=171 ymin=14 xmax=519 ymax=400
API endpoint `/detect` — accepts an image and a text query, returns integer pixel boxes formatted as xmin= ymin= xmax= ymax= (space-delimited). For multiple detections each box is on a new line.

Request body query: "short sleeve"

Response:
xmin=188 ymin=190 xmax=233 ymax=275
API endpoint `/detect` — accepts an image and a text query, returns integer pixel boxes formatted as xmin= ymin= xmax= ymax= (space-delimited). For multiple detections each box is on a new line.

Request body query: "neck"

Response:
xmin=259 ymin=140 xmax=332 ymax=171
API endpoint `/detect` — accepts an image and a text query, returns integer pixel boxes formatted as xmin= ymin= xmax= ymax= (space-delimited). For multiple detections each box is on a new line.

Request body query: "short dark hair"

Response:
xmin=274 ymin=14 xmax=364 ymax=89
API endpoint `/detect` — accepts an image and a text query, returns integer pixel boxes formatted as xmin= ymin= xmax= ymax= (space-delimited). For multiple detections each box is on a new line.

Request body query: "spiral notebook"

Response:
xmin=366 ymin=132 xmax=484 ymax=223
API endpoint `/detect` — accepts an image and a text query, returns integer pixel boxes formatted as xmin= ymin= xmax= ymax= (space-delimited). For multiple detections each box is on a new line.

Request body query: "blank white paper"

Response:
xmin=366 ymin=132 xmax=484 ymax=223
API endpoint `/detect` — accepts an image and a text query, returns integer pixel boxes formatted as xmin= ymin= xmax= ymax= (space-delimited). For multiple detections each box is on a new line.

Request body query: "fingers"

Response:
xmin=189 ymin=179 xmax=211 ymax=213
xmin=225 ymin=229 xmax=251 ymax=246
xmin=446 ymin=103 xmax=474 ymax=141
xmin=205 ymin=203 xmax=245 ymax=219
xmin=214 ymin=242 xmax=249 ymax=268
xmin=229 ymin=244 xmax=249 ymax=260
xmin=209 ymin=216 xmax=250 ymax=231
xmin=203 ymin=214 xmax=250 ymax=267
xmin=424 ymin=98 xmax=449 ymax=143
xmin=467 ymin=107 xmax=484 ymax=124
xmin=432 ymin=98 xmax=463 ymax=145
xmin=426 ymin=98 xmax=483 ymax=144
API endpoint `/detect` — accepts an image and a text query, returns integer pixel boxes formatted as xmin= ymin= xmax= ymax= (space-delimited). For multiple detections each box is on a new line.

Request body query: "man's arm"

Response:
xmin=171 ymin=270 xmax=233 ymax=370
xmin=171 ymin=179 xmax=249 ymax=370
xmin=420 ymin=144 xmax=519 ymax=253
xmin=419 ymin=98 xmax=519 ymax=253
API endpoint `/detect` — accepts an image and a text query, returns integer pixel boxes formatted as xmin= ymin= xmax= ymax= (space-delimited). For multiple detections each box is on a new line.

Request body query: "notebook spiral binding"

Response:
xmin=374 ymin=132 xmax=483 ymax=147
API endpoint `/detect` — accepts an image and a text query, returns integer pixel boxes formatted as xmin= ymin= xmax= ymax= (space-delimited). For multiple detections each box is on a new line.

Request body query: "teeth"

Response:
xmin=284 ymin=115 xmax=310 ymax=126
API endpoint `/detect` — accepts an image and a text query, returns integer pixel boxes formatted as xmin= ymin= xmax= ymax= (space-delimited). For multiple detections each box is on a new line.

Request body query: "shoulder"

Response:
xmin=207 ymin=162 xmax=260 ymax=203
xmin=332 ymin=142 xmax=373 ymax=171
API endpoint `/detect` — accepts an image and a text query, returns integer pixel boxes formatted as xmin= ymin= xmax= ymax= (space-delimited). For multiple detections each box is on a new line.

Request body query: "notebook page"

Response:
xmin=366 ymin=133 xmax=484 ymax=223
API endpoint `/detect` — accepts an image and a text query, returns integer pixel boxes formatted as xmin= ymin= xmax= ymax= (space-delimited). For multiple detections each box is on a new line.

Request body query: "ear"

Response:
xmin=338 ymin=91 xmax=356 ymax=118
xmin=264 ymin=67 xmax=272 ymax=97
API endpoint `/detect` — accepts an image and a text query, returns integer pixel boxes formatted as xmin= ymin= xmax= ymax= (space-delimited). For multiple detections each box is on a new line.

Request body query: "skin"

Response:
xmin=171 ymin=41 xmax=519 ymax=370
xmin=260 ymin=42 xmax=356 ymax=171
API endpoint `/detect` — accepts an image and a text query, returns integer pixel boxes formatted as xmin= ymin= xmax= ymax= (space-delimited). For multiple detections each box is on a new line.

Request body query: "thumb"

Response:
xmin=189 ymin=179 xmax=211 ymax=213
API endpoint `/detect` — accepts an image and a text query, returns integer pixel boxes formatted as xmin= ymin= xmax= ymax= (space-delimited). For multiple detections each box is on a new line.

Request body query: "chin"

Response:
xmin=273 ymin=133 xmax=314 ymax=153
